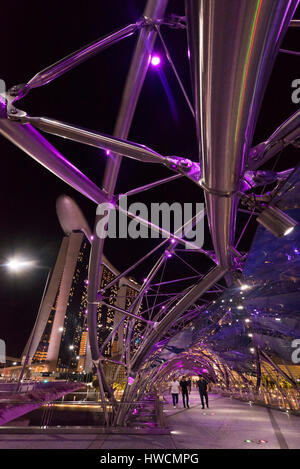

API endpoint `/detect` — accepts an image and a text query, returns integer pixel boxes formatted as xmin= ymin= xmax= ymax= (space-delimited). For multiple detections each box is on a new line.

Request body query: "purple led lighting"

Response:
xmin=128 ymin=376 xmax=135 ymax=385
xmin=150 ymin=55 xmax=161 ymax=66
xmin=105 ymin=149 xmax=110 ymax=156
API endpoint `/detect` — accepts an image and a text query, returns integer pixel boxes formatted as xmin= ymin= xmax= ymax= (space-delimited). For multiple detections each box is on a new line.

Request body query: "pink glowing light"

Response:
xmin=150 ymin=55 xmax=161 ymax=66
xmin=128 ymin=376 xmax=135 ymax=385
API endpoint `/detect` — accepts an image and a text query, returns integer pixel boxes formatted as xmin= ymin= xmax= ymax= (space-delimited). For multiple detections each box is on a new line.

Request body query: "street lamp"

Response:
xmin=67 ymin=345 xmax=75 ymax=381
xmin=6 ymin=258 xmax=36 ymax=272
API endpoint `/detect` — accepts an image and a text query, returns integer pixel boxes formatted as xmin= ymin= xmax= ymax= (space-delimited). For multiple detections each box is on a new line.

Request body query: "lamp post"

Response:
xmin=5 ymin=258 xmax=52 ymax=392
xmin=66 ymin=345 xmax=75 ymax=381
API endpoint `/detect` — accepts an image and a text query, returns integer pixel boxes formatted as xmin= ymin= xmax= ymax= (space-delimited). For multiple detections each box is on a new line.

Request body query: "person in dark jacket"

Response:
xmin=197 ymin=375 xmax=209 ymax=409
xmin=179 ymin=376 xmax=191 ymax=408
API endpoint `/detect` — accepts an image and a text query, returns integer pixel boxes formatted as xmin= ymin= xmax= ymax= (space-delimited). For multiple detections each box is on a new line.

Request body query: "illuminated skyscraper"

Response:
xmin=24 ymin=232 xmax=141 ymax=375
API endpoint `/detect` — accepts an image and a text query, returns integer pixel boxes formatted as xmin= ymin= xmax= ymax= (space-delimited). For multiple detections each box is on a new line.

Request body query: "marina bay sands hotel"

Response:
xmin=19 ymin=232 xmax=142 ymax=378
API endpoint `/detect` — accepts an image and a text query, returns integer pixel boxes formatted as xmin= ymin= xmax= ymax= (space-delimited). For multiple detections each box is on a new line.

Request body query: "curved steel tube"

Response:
xmin=186 ymin=0 xmax=299 ymax=273
xmin=87 ymin=0 xmax=168 ymax=406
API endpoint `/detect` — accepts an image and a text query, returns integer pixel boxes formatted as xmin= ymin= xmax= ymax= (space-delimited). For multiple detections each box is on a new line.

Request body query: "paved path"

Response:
xmin=163 ymin=391 xmax=300 ymax=449
xmin=0 ymin=392 xmax=299 ymax=449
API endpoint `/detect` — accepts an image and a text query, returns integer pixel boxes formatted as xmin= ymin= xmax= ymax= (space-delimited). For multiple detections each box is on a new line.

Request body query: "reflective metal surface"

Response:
xmin=186 ymin=0 xmax=299 ymax=271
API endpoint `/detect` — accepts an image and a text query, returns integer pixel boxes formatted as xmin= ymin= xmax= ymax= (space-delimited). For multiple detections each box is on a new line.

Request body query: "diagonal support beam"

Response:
xmin=0 ymin=101 xmax=107 ymax=204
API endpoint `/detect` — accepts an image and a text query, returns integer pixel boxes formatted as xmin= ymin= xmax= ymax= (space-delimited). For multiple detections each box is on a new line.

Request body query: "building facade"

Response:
xmin=23 ymin=232 xmax=142 ymax=378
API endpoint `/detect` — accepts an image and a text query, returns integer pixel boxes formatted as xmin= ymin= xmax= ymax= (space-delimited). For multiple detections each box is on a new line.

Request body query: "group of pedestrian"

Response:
xmin=169 ymin=375 xmax=209 ymax=409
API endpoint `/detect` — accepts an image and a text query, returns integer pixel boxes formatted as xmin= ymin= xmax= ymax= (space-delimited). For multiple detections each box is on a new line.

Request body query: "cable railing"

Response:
xmin=212 ymin=384 xmax=300 ymax=413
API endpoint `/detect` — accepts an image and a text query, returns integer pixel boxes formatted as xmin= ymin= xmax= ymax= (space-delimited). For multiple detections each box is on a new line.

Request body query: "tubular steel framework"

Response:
xmin=2 ymin=0 xmax=300 ymax=425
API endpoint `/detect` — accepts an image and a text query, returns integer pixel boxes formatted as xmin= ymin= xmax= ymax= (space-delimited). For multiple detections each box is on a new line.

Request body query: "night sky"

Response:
xmin=1 ymin=1 xmax=300 ymax=357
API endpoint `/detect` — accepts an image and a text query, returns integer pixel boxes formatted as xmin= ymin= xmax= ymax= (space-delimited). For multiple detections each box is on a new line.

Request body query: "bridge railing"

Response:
xmin=211 ymin=384 xmax=300 ymax=413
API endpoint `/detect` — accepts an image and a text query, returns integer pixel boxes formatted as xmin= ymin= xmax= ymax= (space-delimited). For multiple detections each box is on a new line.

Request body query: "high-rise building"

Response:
xmin=23 ymin=232 xmax=142 ymax=376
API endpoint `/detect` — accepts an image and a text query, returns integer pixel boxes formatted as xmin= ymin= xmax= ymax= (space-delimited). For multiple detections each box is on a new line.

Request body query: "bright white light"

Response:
xmin=237 ymin=305 xmax=244 ymax=310
xmin=6 ymin=258 xmax=35 ymax=271
xmin=151 ymin=55 xmax=161 ymax=66
xmin=240 ymin=284 xmax=250 ymax=291
xmin=69 ymin=345 xmax=74 ymax=350
xmin=245 ymin=318 xmax=250 ymax=323
xmin=59 ymin=327 xmax=63 ymax=332
xmin=284 ymin=227 xmax=294 ymax=236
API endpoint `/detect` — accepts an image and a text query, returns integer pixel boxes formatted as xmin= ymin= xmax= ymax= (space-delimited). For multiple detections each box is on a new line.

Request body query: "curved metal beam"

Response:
xmin=186 ymin=0 xmax=298 ymax=274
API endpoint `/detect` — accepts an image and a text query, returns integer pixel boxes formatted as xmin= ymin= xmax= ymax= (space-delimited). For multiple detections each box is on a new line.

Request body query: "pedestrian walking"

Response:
xmin=179 ymin=376 xmax=191 ymax=408
xmin=197 ymin=375 xmax=209 ymax=409
xmin=169 ymin=378 xmax=180 ymax=408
